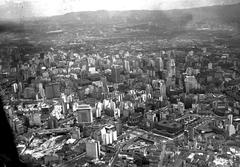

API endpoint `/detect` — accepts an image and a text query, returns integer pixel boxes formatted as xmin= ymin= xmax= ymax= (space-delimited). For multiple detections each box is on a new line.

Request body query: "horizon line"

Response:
xmin=0 ymin=2 xmax=239 ymax=22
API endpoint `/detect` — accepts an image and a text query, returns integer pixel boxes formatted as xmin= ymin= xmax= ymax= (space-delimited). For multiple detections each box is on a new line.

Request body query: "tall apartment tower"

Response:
xmin=76 ymin=104 xmax=93 ymax=123
xmin=111 ymin=65 xmax=121 ymax=83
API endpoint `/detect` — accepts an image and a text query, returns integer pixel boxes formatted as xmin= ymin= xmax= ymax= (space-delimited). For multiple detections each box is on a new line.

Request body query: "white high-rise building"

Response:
xmin=103 ymin=99 xmax=110 ymax=110
xmin=105 ymin=133 xmax=111 ymax=145
xmin=168 ymin=59 xmax=176 ymax=77
xmin=159 ymin=80 xmax=166 ymax=98
xmin=117 ymin=93 xmax=124 ymax=102
xmin=124 ymin=60 xmax=131 ymax=73
xmin=101 ymin=128 xmax=106 ymax=144
xmin=113 ymin=130 xmax=117 ymax=141
xmin=110 ymin=100 xmax=116 ymax=111
xmin=227 ymin=114 xmax=236 ymax=136
xmin=101 ymin=125 xmax=117 ymax=145
xmin=95 ymin=102 xmax=103 ymax=118
xmin=157 ymin=57 xmax=164 ymax=71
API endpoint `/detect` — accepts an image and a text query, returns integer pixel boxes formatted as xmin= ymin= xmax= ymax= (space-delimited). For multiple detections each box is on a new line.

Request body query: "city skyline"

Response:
xmin=1 ymin=0 xmax=240 ymax=166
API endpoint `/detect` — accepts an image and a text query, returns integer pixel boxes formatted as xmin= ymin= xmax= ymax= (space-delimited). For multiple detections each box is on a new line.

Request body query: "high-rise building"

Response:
xmin=45 ymin=83 xmax=61 ymax=99
xmin=101 ymin=125 xmax=117 ymax=145
xmin=147 ymin=66 xmax=156 ymax=78
xmin=184 ymin=76 xmax=199 ymax=93
xmin=95 ymin=102 xmax=103 ymax=118
xmin=178 ymin=101 xmax=185 ymax=114
xmin=158 ymin=140 xmax=167 ymax=167
xmin=109 ymin=100 xmax=116 ymax=111
xmin=124 ymin=60 xmax=131 ymax=73
xmin=103 ymin=99 xmax=110 ymax=110
xmin=167 ymin=59 xmax=176 ymax=78
xmin=45 ymin=85 xmax=54 ymax=99
xmin=111 ymin=65 xmax=121 ymax=83
xmin=114 ymin=108 xmax=121 ymax=119
xmin=152 ymin=80 xmax=166 ymax=100
xmin=188 ymin=126 xmax=195 ymax=141
xmin=76 ymin=104 xmax=93 ymax=123
xmin=23 ymin=87 xmax=35 ymax=99
xmin=86 ymin=139 xmax=100 ymax=159
xmin=31 ymin=112 xmax=41 ymax=126
xmin=47 ymin=116 xmax=58 ymax=129
xmin=156 ymin=56 xmax=164 ymax=72
xmin=146 ymin=110 xmax=157 ymax=122
xmin=227 ymin=114 xmax=236 ymax=136
xmin=116 ymin=120 xmax=123 ymax=135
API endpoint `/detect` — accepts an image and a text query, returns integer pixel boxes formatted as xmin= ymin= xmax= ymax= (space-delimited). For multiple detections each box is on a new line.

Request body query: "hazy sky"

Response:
xmin=0 ymin=0 xmax=240 ymax=18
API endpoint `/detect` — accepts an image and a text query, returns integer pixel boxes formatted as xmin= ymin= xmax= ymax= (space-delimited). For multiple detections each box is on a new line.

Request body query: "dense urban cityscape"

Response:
xmin=1 ymin=1 xmax=240 ymax=167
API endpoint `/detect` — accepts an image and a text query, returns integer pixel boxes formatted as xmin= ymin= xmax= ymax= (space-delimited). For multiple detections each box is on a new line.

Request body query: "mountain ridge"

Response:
xmin=0 ymin=0 xmax=240 ymax=21
xmin=40 ymin=3 xmax=240 ymax=29
xmin=1 ymin=2 xmax=240 ymax=36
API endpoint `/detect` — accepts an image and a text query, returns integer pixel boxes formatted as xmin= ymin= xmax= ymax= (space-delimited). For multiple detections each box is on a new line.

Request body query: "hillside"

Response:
xmin=39 ymin=3 xmax=240 ymax=30
xmin=0 ymin=3 xmax=240 ymax=47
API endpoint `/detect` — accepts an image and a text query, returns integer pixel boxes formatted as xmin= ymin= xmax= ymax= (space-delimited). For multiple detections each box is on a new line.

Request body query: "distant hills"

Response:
xmin=0 ymin=2 xmax=240 ymax=46
xmin=37 ymin=3 xmax=240 ymax=32
xmin=0 ymin=0 xmax=240 ymax=20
